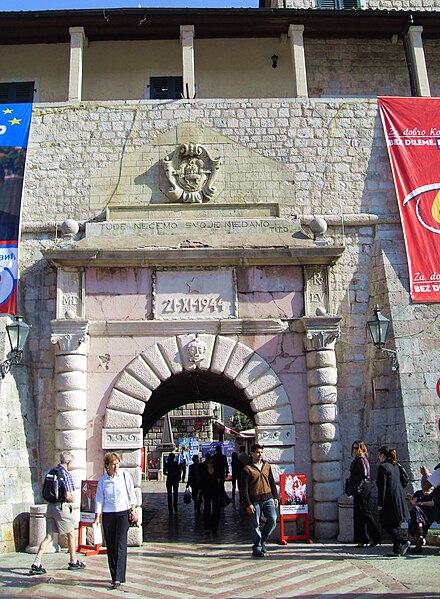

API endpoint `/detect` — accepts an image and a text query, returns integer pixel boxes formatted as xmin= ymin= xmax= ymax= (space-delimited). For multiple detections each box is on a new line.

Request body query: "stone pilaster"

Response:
xmin=180 ymin=25 xmax=196 ymax=99
xmin=69 ymin=27 xmax=87 ymax=102
xmin=303 ymin=317 xmax=342 ymax=540
xmin=407 ymin=25 xmax=431 ymax=97
xmin=51 ymin=319 xmax=89 ymax=507
xmin=288 ymin=24 xmax=308 ymax=98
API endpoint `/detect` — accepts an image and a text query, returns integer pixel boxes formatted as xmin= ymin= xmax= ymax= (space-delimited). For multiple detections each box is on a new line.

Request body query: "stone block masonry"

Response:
xmin=14 ymin=97 xmax=440 ymax=546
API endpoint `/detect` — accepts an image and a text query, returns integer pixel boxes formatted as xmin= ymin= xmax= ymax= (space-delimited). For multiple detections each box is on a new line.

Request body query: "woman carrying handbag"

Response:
xmin=94 ymin=452 xmax=137 ymax=589
xmin=346 ymin=440 xmax=381 ymax=548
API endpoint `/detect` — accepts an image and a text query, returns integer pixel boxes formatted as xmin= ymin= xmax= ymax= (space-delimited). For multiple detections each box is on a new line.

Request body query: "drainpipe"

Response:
xmin=402 ymin=15 xmax=418 ymax=97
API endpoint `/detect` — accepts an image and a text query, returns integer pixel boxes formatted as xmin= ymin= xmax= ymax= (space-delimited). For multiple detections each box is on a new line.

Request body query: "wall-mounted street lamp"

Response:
xmin=367 ymin=305 xmax=399 ymax=372
xmin=1 ymin=316 xmax=31 ymax=379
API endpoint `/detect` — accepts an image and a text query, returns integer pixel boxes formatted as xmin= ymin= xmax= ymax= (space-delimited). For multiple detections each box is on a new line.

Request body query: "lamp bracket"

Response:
xmin=380 ymin=347 xmax=400 ymax=372
xmin=0 ymin=350 xmax=23 ymax=379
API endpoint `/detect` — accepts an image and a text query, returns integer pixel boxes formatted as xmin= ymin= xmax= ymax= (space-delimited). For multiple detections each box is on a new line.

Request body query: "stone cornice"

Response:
xmin=43 ymin=245 xmax=344 ymax=267
xmin=89 ymin=318 xmax=289 ymax=337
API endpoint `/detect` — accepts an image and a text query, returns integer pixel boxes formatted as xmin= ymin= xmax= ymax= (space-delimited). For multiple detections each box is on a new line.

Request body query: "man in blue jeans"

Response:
xmin=241 ymin=443 xmax=279 ymax=557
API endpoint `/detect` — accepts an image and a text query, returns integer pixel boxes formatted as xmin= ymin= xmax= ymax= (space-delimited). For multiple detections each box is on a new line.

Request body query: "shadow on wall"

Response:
xmin=13 ymin=512 xmax=30 ymax=552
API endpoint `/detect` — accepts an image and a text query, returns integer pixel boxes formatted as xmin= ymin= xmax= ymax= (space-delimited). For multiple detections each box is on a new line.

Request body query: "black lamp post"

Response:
xmin=1 ymin=315 xmax=31 ymax=379
xmin=367 ymin=305 xmax=399 ymax=371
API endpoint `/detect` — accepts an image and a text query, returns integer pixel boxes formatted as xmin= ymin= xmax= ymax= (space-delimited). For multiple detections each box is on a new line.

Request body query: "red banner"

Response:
xmin=378 ymin=97 xmax=440 ymax=303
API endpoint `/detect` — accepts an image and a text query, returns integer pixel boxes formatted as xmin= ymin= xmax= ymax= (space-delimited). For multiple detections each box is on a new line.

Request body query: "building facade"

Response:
xmin=0 ymin=1 xmax=439 ymax=551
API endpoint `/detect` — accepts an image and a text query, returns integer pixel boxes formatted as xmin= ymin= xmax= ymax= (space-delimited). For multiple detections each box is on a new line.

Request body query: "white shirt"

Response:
xmin=95 ymin=471 xmax=136 ymax=514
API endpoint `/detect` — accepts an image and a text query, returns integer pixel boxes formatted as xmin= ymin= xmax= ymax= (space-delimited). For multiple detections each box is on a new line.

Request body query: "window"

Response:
xmin=150 ymin=77 xmax=183 ymax=100
xmin=317 ymin=0 xmax=360 ymax=8
xmin=0 ymin=81 xmax=35 ymax=104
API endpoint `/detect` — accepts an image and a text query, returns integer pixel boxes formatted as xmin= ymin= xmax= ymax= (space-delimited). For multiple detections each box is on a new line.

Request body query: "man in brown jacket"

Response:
xmin=241 ymin=443 xmax=279 ymax=557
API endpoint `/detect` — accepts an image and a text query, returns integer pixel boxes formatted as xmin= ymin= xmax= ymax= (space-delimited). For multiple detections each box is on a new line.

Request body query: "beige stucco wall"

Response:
xmin=0 ymin=43 xmax=69 ymax=103
xmin=0 ymin=37 xmax=420 ymax=101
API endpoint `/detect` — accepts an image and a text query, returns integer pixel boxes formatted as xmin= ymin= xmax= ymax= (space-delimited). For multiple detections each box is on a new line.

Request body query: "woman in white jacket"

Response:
xmin=94 ymin=452 xmax=137 ymax=589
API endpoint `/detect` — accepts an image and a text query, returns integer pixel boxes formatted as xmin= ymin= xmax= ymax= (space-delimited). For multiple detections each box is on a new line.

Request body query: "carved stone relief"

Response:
xmin=162 ymin=142 xmax=222 ymax=203
xmin=304 ymin=266 xmax=329 ymax=317
xmin=102 ymin=428 xmax=144 ymax=449
xmin=57 ymin=269 xmax=84 ymax=319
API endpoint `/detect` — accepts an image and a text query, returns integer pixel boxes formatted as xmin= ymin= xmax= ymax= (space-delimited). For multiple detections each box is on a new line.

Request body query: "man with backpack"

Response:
xmin=29 ymin=451 xmax=86 ymax=575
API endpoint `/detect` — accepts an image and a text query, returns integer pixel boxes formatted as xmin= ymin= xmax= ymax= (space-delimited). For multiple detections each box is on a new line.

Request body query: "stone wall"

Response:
xmin=0 ymin=318 xmax=38 ymax=552
xmin=14 ymin=97 xmax=440 ymax=544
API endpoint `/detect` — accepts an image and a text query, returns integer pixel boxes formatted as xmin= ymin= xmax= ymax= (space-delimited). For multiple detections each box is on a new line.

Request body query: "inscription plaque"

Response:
xmin=154 ymin=269 xmax=236 ymax=320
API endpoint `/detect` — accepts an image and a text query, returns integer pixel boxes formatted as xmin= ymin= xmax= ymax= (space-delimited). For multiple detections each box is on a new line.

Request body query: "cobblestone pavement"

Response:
xmin=1 ymin=481 xmax=439 ymax=599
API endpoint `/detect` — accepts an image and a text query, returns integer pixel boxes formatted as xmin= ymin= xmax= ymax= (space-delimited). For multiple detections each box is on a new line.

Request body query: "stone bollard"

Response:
xmin=337 ymin=495 xmax=353 ymax=543
xmin=25 ymin=505 xmax=59 ymax=554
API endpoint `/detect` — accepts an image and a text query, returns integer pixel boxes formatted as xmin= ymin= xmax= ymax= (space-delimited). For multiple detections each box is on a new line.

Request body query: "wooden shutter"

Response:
xmin=0 ymin=81 xmax=34 ymax=103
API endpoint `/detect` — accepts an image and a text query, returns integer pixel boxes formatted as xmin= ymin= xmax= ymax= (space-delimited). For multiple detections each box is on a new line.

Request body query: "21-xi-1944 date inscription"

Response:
xmin=161 ymin=296 xmax=226 ymax=314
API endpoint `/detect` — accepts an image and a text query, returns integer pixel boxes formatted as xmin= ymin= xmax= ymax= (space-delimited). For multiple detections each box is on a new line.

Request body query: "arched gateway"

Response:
xmin=102 ymin=333 xmax=295 ymax=545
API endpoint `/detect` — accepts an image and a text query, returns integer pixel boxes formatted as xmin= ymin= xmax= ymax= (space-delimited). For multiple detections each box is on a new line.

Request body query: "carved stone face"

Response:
xmin=187 ymin=338 xmax=206 ymax=362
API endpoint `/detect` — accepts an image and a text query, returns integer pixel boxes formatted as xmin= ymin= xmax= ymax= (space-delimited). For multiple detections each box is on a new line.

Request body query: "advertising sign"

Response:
xmin=0 ymin=103 xmax=33 ymax=314
xmin=279 ymin=473 xmax=308 ymax=515
xmin=80 ymin=480 xmax=98 ymax=523
xmin=201 ymin=440 xmax=235 ymax=476
xmin=177 ymin=437 xmax=199 ymax=458
xmin=378 ymin=97 xmax=440 ymax=303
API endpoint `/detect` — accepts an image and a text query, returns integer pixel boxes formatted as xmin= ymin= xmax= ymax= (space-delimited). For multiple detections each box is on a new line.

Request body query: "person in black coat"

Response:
xmin=186 ymin=455 xmax=202 ymax=512
xmin=164 ymin=452 xmax=181 ymax=514
xmin=346 ymin=440 xmax=381 ymax=548
xmin=198 ymin=457 xmax=223 ymax=534
xmin=377 ymin=446 xmax=411 ymax=556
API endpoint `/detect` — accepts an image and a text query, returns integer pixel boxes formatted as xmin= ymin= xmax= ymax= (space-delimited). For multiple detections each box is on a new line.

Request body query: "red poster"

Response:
xmin=279 ymin=473 xmax=308 ymax=515
xmin=378 ymin=97 xmax=440 ymax=303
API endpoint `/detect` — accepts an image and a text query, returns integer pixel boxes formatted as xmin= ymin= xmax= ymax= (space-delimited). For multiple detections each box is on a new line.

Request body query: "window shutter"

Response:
xmin=317 ymin=0 xmax=359 ymax=7
xmin=317 ymin=0 xmax=338 ymax=7
xmin=150 ymin=77 xmax=183 ymax=100
xmin=0 ymin=81 xmax=34 ymax=103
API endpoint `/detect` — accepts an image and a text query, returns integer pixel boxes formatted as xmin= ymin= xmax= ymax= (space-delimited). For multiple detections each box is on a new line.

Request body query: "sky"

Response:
xmin=0 ymin=0 xmax=259 ymax=10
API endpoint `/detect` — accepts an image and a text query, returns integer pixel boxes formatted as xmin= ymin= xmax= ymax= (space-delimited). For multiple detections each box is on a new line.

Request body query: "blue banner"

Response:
xmin=0 ymin=103 xmax=32 ymax=314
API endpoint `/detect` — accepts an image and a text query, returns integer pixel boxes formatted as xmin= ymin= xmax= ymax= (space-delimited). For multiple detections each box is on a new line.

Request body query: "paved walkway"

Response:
xmin=1 ymin=481 xmax=439 ymax=599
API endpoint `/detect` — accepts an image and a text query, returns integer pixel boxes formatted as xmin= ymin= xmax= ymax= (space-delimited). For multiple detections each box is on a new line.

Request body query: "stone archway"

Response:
xmin=102 ymin=333 xmax=295 ymax=545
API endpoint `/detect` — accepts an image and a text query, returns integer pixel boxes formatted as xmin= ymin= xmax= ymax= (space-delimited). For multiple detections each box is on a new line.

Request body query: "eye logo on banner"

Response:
xmin=0 ymin=103 xmax=33 ymax=315
xmin=403 ymin=183 xmax=440 ymax=234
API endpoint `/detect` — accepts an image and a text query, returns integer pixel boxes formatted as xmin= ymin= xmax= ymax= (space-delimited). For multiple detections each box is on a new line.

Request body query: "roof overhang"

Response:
xmin=0 ymin=8 xmax=437 ymax=45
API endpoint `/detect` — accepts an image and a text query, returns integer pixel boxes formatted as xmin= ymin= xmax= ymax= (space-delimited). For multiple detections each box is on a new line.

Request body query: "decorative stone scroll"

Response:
xmin=51 ymin=319 xmax=89 ymax=354
xmin=256 ymin=424 xmax=296 ymax=446
xmin=162 ymin=142 xmax=222 ymax=203
xmin=102 ymin=428 xmax=143 ymax=449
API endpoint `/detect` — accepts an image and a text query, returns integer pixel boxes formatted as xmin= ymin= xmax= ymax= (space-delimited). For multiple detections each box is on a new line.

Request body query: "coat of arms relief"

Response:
xmin=162 ymin=142 xmax=222 ymax=203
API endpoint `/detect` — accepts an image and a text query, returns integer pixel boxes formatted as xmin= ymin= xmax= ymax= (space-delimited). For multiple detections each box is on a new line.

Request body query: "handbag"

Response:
xmin=397 ymin=463 xmax=409 ymax=488
xmin=183 ymin=488 xmax=192 ymax=504
xmin=92 ymin=522 xmax=103 ymax=545
xmin=345 ymin=477 xmax=364 ymax=496
xmin=123 ymin=470 xmax=139 ymax=526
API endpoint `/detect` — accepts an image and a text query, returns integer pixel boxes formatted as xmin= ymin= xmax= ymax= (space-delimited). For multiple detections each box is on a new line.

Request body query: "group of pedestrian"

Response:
xmin=30 ymin=451 xmax=137 ymax=590
xmin=346 ymin=439 xmax=440 ymax=557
